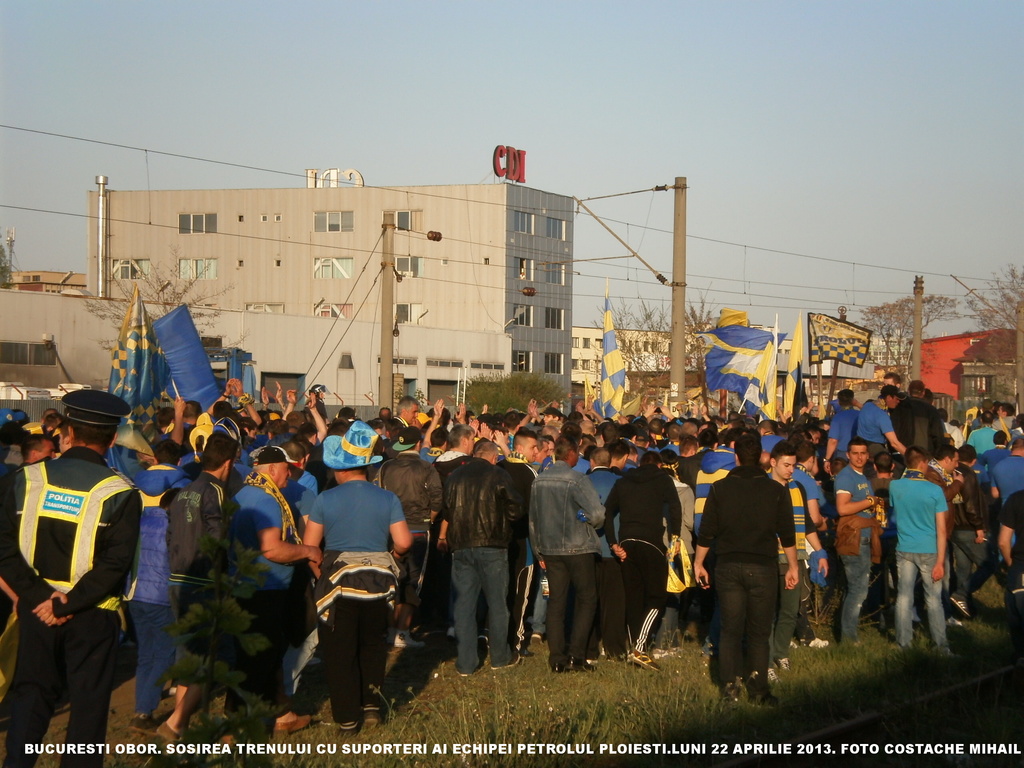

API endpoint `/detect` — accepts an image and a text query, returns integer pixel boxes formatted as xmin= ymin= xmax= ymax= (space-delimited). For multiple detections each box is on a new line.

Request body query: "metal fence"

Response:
xmin=0 ymin=399 xmax=64 ymax=423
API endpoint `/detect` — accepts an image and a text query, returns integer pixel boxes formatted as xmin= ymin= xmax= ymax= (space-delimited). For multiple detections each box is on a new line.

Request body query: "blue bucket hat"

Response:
xmin=323 ymin=421 xmax=383 ymax=470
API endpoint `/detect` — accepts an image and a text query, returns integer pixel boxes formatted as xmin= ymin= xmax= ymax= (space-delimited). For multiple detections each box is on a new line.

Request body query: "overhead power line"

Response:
xmin=2 ymin=122 xmax=993 ymax=286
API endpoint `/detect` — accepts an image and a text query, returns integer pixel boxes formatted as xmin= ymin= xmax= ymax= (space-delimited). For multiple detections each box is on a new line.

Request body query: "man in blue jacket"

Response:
xmin=529 ymin=437 xmax=605 ymax=673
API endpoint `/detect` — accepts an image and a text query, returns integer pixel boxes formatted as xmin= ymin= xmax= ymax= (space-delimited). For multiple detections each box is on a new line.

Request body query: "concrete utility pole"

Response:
xmin=379 ymin=212 xmax=396 ymax=411
xmin=911 ymin=275 xmax=924 ymax=379
xmin=1017 ymin=301 xmax=1024 ymax=412
xmin=671 ymin=177 xmax=687 ymax=403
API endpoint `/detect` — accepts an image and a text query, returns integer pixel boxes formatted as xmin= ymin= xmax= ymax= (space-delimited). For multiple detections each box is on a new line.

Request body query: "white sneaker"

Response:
xmin=946 ymin=617 xmax=963 ymax=628
xmin=393 ymin=631 xmax=425 ymax=649
xmin=446 ymin=626 xmax=456 ymax=640
xmin=808 ymin=638 xmax=829 ymax=649
xmin=767 ymin=668 xmax=779 ymax=683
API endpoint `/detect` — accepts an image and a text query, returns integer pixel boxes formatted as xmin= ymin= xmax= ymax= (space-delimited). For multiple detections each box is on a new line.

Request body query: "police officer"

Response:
xmin=0 ymin=390 xmax=141 ymax=768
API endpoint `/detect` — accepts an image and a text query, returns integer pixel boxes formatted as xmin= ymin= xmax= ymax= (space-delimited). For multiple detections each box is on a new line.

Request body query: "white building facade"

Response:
xmin=82 ymin=176 xmax=574 ymax=400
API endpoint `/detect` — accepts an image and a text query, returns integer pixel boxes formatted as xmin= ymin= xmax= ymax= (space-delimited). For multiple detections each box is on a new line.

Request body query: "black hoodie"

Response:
xmin=604 ymin=463 xmax=682 ymax=551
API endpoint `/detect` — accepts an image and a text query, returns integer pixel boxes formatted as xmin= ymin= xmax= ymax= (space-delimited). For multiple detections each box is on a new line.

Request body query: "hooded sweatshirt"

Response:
xmin=604 ymin=463 xmax=682 ymax=552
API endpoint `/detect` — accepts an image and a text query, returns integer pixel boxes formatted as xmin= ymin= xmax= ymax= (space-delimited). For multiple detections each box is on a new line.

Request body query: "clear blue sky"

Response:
xmin=2 ymin=1 xmax=1020 ymax=333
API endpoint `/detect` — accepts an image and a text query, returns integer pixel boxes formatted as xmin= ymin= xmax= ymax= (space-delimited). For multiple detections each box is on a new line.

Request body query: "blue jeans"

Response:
xmin=530 ymin=566 xmax=548 ymax=635
xmin=840 ymin=536 xmax=872 ymax=642
xmin=950 ymin=530 xmax=986 ymax=601
xmin=1006 ymin=561 xmax=1024 ymax=662
xmin=452 ymin=547 xmax=511 ymax=674
xmin=895 ymin=551 xmax=948 ymax=651
xmin=128 ymin=601 xmax=176 ymax=716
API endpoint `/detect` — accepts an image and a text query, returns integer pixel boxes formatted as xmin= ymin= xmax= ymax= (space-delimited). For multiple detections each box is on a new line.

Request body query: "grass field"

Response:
xmin=8 ymin=580 xmax=1023 ymax=768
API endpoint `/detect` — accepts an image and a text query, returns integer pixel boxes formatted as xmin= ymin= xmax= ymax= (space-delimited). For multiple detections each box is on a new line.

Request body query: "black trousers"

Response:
xmin=716 ymin=560 xmax=777 ymax=697
xmin=544 ymin=553 xmax=598 ymax=668
xmin=620 ymin=540 xmax=668 ymax=653
xmin=318 ymin=598 xmax=389 ymax=724
xmin=4 ymin=604 xmax=120 ymax=768
xmin=507 ymin=537 xmax=534 ymax=652
xmin=228 ymin=589 xmax=291 ymax=712
xmin=590 ymin=556 xmax=627 ymax=659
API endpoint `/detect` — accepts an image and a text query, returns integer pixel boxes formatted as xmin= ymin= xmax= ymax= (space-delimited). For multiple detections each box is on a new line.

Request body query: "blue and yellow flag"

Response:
xmin=745 ymin=317 xmax=779 ymax=420
xmin=784 ymin=316 xmax=804 ymax=417
xmin=595 ymin=286 xmax=626 ymax=419
xmin=108 ymin=285 xmax=169 ymax=427
xmin=699 ymin=313 xmax=774 ymax=397
xmin=807 ymin=313 xmax=872 ymax=368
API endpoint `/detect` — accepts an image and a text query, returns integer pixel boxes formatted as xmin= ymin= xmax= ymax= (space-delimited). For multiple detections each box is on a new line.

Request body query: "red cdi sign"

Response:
xmin=493 ymin=145 xmax=527 ymax=184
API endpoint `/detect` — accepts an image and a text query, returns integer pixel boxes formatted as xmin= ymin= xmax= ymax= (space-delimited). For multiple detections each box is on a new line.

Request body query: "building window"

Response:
xmin=963 ymin=375 xmax=993 ymax=396
xmin=378 ymin=356 xmax=418 ymax=366
xmin=315 ymin=303 xmax=352 ymax=318
xmin=261 ymin=214 xmax=268 ymax=222
xmin=0 ymin=342 xmax=56 ymax=366
xmin=544 ymin=307 xmax=563 ymax=330
xmin=245 ymin=303 xmax=284 ymax=313
xmin=582 ymin=337 xmax=591 ymax=349
xmin=178 ymin=213 xmax=217 ymax=234
xmin=544 ymin=352 xmax=563 ymax=375
xmin=388 ymin=210 xmax=417 ymax=231
xmin=396 ymin=256 xmax=422 ymax=277
xmin=572 ymin=337 xmax=580 ymax=348
xmin=513 ymin=350 xmax=531 ymax=372
xmin=470 ymin=362 xmax=505 ymax=370
xmin=237 ymin=215 xmax=244 ymax=223
xmin=178 ymin=258 xmax=218 ymax=280
xmin=545 ymin=217 xmax=564 ymax=240
xmin=513 ymin=305 xmax=532 ymax=327
xmin=313 ymin=257 xmax=354 ymax=279
xmin=274 ymin=214 xmax=282 ymax=222
xmin=518 ymin=258 xmax=533 ymax=280
xmin=112 ymin=258 xmax=151 ymax=280
xmin=427 ymin=359 xmax=463 ymax=368
xmin=339 ymin=353 xmax=354 ymax=369
xmin=314 ymin=211 xmax=354 ymax=233
xmin=396 ymin=303 xmax=425 ymax=324
xmin=542 ymin=262 xmax=565 ymax=285
xmin=512 ymin=210 xmax=533 ymax=234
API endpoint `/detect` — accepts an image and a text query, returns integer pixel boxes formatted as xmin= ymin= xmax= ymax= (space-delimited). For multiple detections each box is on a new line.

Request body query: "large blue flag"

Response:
xmin=108 ymin=285 xmax=169 ymax=427
xmin=699 ymin=323 xmax=774 ymax=397
xmin=595 ymin=288 xmax=626 ymax=419
xmin=153 ymin=304 xmax=222 ymax=412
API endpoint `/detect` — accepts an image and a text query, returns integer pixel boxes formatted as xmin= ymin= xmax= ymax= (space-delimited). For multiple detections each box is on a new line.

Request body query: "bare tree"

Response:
xmin=594 ymin=292 xmax=718 ymax=400
xmin=859 ymin=295 xmax=958 ymax=373
xmin=964 ymin=265 xmax=1024 ymax=330
xmin=962 ymin=265 xmax=1023 ymax=366
xmin=86 ymin=246 xmax=232 ymax=346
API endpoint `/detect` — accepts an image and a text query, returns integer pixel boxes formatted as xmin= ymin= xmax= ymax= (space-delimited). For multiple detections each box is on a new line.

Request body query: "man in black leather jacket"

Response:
xmin=442 ymin=440 xmax=524 ymax=675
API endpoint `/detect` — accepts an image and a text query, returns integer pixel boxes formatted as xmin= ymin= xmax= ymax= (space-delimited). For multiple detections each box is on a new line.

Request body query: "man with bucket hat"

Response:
xmin=0 ymin=390 xmax=142 ymax=767
xmin=304 ymin=422 xmax=412 ymax=734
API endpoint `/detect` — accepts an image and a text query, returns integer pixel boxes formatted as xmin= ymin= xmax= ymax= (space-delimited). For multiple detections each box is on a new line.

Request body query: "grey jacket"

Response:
xmin=529 ymin=461 xmax=605 ymax=557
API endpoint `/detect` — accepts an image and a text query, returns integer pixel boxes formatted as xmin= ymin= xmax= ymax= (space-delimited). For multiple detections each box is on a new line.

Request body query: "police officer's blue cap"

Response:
xmin=62 ymin=390 xmax=131 ymax=427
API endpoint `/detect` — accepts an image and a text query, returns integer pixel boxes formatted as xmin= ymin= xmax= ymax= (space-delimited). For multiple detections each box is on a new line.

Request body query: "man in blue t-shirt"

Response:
xmin=825 ymin=389 xmax=860 ymax=462
xmin=998 ymin=489 xmax=1024 ymax=662
xmin=856 ymin=386 xmax=908 ymax=460
xmin=991 ymin=438 xmax=1024 ymax=504
xmin=890 ymin=447 xmax=950 ymax=654
xmin=229 ymin=446 xmax=322 ymax=720
xmin=835 ymin=438 xmax=877 ymax=643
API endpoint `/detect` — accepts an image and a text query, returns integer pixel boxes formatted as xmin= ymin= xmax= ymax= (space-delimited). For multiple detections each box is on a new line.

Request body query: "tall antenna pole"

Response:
xmin=379 ymin=212 xmax=396 ymax=410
